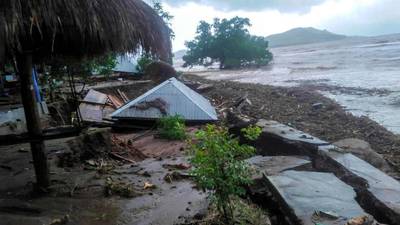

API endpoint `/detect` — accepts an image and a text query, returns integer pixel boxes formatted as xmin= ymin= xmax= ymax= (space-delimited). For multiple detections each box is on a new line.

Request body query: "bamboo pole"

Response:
xmin=16 ymin=53 xmax=50 ymax=190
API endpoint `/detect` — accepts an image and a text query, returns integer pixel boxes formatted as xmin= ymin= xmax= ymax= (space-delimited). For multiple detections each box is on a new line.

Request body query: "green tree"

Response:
xmin=189 ymin=125 xmax=261 ymax=223
xmin=135 ymin=53 xmax=154 ymax=74
xmin=88 ymin=53 xmax=118 ymax=76
xmin=152 ymin=1 xmax=175 ymax=40
xmin=183 ymin=17 xmax=273 ymax=69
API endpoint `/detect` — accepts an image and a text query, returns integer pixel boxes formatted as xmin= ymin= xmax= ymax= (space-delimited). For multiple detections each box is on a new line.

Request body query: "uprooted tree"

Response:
xmin=183 ymin=17 xmax=273 ymax=69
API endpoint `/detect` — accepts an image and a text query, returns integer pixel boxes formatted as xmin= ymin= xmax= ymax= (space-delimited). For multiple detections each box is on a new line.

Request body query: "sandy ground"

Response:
xmin=183 ymin=74 xmax=400 ymax=178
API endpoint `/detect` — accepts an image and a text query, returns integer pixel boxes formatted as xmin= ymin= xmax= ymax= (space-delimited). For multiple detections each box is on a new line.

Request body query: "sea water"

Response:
xmin=185 ymin=34 xmax=400 ymax=134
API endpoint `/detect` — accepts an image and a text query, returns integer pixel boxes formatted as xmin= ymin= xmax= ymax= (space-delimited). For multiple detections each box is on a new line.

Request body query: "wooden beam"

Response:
xmin=0 ymin=127 xmax=82 ymax=146
xmin=16 ymin=53 xmax=50 ymax=189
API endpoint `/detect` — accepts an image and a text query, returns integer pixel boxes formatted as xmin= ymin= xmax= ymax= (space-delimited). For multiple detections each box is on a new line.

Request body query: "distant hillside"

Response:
xmin=173 ymin=49 xmax=186 ymax=59
xmin=266 ymin=27 xmax=347 ymax=48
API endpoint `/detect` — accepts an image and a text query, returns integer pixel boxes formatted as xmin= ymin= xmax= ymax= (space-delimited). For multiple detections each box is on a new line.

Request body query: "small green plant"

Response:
xmin=241 ymin=125 xmax=262 ymax=141
xmin=157 ymin=115 xmax=187 ymax=140
xmin=189 ymin=124 xmax=260 ymax=223
xmin=136 ymin=53 xmax=154 ymax=74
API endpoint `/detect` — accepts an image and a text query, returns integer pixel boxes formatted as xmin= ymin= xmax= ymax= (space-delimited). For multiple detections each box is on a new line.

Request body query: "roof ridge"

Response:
xmin=111 ymin=79 xmax=172 ymax=117
xmin=171 ymin=78 xmax=217 ymax=120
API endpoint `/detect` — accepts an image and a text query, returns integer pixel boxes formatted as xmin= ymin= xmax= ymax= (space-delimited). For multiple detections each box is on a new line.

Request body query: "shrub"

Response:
xmin=241 ymin=125 xmax=262 ymax=141
xmin=157 ymin=115 xmax=187 ymax=140
xmin=189 ymin=124 xmax=260 ymax=223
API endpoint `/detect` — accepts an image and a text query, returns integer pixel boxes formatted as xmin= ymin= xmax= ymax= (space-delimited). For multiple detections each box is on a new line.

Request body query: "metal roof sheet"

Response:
xmin=111 ymin=78 xmax=218 ymax=121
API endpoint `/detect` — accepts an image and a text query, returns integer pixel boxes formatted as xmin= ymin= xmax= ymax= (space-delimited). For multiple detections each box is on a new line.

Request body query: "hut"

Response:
xmin=0 ymin=0 xmax=172 ymax=189
xmin=111 ymin=78 xmax=218 ymax=122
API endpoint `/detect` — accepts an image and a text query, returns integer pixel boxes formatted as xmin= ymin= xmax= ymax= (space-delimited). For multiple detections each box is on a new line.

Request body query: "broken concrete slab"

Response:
xmin=253 ymin=120 xmax=330 ymax=156
xmin=246 ymin=156 xmax=312 ymax=198
xmin=246 ymin=155 xmax=312 ymax=177
xmin=265 ymin=171 xmax=373 ymax=225
xmin=316 ymin=152 xmax=400 ymax=225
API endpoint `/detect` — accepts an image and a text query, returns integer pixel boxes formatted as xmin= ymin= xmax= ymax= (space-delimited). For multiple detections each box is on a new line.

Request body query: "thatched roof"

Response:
xmin=0 ymin=0 xmax=172 ymax=65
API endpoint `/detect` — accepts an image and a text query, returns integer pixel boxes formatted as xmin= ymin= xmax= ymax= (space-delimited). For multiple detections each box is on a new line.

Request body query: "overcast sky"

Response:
xmin=153 ymin=0 xmax=400 ymax=51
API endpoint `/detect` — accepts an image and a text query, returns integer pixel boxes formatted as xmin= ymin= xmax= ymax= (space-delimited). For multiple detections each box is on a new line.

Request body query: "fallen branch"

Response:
xmin=109 ymin=152 xmax=136 ymax=164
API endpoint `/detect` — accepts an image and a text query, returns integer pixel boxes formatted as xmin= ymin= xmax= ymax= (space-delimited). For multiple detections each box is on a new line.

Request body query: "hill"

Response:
xmin=266 ymin=27 xmax=347 ymax=47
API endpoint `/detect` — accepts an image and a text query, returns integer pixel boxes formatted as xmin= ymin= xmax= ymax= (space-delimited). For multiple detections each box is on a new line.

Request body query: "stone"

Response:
xmin=322 ymin=153 xmax=400 ymax=225
xmin=266 ymin=171 xmax=373 ymax=225
xmin=333 ymin=138 xmax=391 ymax=172
xmin=253 ymin=120 xmax=330 ymax=156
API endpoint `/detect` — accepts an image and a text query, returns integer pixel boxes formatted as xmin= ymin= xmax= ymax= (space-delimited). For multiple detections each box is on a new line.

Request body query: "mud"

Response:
xmin=0 ymin=131 xmax=207 ymax=225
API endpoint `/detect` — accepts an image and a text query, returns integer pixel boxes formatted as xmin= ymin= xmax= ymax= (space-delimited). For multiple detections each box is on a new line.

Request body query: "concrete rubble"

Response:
xmin=244 ymin=119 xmax=400 ymax=225
xmin=266 ymin=170 xmax=371 ymax=225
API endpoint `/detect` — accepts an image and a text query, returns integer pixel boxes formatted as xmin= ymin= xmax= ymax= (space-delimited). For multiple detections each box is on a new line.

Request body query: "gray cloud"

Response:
xmin=321 ymin=0 xmax=400 ymax=36
xmin=161 ymin=0 xmax=325 ymax=13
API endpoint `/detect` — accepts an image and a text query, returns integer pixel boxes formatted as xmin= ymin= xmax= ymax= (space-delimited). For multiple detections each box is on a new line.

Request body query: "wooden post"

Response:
xmin=16 ymin=53 xmax=50 ymax=189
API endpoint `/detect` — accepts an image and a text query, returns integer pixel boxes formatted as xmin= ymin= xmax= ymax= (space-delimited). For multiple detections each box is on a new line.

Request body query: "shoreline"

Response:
xmin=183 ymin=73 xmax=400 ymax=177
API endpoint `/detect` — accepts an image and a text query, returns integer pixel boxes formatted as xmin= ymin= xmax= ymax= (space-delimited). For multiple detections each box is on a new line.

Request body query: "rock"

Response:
xmin=316 ymin=152 xmax=400 ymax=225
xmin=265 ymin=171 xmax=374 ymax=225
xmin=144 ymin=61 xmax=177 ymax=83
xmin=333 ymin=138 xmax=391 ymax=172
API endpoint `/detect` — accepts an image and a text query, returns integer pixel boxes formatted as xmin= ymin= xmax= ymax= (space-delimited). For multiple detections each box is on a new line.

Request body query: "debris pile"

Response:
xmin=110 ymin=134 xmax=147 ymax=163
xmin=61 ymin=128 xmax=112 ymax=167
xmin=78 ymin=89 xmax=125 ymax=124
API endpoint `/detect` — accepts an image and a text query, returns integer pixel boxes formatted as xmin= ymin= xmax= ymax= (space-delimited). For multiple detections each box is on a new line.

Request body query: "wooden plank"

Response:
xmin=83 ymin=89 xmax=108 ymax=105
xmin=108 ymin=94 xmax=124 ymax=108
xmin=0 ymin=126 xmax=82 ymax=146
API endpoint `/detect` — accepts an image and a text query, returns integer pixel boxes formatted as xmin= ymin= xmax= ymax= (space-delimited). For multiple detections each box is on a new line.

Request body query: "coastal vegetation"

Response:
xmin=189 ymin=124 xmax=261 ymax=223
xmin=183 ymin=17 xmax=273 ymax=69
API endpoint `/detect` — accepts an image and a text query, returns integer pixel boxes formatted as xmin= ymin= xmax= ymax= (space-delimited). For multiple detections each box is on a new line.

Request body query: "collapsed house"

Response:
xmin=111 ymin=78 xmax=218 ymax=122
xmin=79 ymin=89 xmax=124 ymax=124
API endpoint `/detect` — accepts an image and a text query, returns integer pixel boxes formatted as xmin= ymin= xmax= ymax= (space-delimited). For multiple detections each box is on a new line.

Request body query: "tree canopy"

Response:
xmin=183 ymin=17 xmax=273 ymax=69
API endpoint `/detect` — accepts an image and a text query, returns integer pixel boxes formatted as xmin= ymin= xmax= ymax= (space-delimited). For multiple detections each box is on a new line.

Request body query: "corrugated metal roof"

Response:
xmin=111 ymin=78 xmax=218 ymax=121
xmin=113 ymin=56 xmax=137 ymax=73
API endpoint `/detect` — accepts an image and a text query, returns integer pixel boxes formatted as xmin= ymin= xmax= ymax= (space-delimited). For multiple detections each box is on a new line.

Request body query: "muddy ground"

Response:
xmin=182 ymin=74 xmax=400 ymax=178
xmin=0 ymin=131 xmax=208 ymax=225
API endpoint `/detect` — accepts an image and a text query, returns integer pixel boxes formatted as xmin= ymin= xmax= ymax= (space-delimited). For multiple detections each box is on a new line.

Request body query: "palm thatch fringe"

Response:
xmin=0 ymin=0 xmax=172 ymax=64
